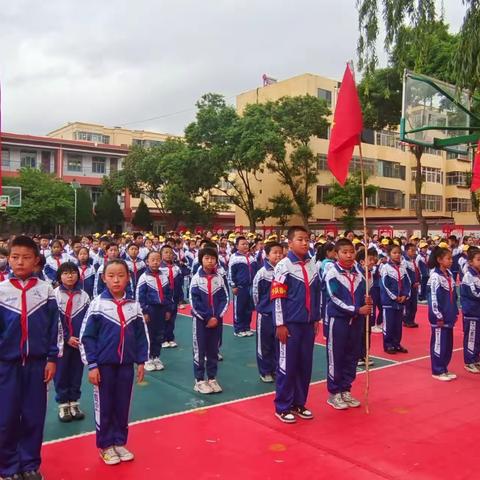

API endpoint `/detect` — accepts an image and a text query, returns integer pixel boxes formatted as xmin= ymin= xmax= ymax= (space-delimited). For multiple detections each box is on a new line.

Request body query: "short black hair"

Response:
xmin=356 ymin=247 xmax=378 ymax=263
xmin=56 ymin=261 xmax=80 ymax=282
xmin=0 ymin=247 xmax=8 ymax=257
xmin=316 ymin=242 xmax=335 ymax=262
xmin=160 ymin=245 xmax=173 ymax=254
xmin=335 ymin=238 xmax=354 ymax=252
xmin=146 ymin=250 xmax=161 ymax=261
xmin=428 ymin=246 xmax=451 ymax=269
xmin=405 ymin=243 xmax=416 ymax=251
xmin=104 ymin=259 xmax=129 ymax=276
xmin=106 ymin=242 xmax=119 ymax=251
xmin=235 ymin=236 xmax=247 ymax=246
xmin=10 ymin=235 xmax=39 ymax=257
xmin=198 ymin=247 xmax=218 ymax=266
xmin=467 ymin=246 xmax=480 ymax=261
xmin=387 ymin=244 xmax=401 ymax=254
xmin=265 ymin=241 xmax=282 ymax=256
xmin=287 ymin=226 xmax=308 ymax=240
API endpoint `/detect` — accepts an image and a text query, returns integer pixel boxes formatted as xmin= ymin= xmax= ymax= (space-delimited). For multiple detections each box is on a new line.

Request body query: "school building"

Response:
xmin=234 ymin=73 xmax=477 ymax=237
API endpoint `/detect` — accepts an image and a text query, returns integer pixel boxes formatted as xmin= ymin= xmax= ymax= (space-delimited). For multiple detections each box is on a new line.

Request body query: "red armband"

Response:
xmin=270 ymin=281 xmax=288 ymax=300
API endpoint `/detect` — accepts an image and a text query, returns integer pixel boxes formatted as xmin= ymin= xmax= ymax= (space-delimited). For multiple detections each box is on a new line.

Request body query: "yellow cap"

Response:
xmin=381 ymin=239 xmax=390 ymax=246
xmin=419 ymin=241 xmax=428 ymax=248
xmin=438 ymin=242 xmax=449 ymax=249
xmin=432 ymin=235 xmax=440 ymax=241
xmin=319 ymin=238 xmax=327 ymax=244
xmin=212 ymin=235 xmax=219 ymax=241
xmin=463 ymin=244 xmax=470 ymax=252
xmin=159 ymin=235 xmax=165 ymax=242
xmin=410 ymin=234 xmax=419 ymax=240
xmin=393 ymin=240 xmax=400 ymax=246
xmin=352 ymin=238 xmax=360 ymax=244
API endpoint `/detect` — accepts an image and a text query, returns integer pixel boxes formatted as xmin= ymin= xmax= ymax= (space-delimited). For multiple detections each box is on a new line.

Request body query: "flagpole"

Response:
xmin=358 ymin=141 xmax=371 ymax=414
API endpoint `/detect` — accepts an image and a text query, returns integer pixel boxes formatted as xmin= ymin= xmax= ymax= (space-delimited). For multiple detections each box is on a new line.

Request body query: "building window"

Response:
xmin=132 ymin=139 xmax=164 ymax=148
xmin=350 ymin=156 xmax=376 ymax=176
xmin=411 ymin=166 xmax=443 ymax=184
xmin=66 ymin=154 xmax=82 ymax=172
xmin=410 ymin=194 xmax=443 ymax=212
xmin=75 ymin=131 xmax=110 ymax=144
xmin=1 ymin=149 xmax=10 ymax=168
xmin=377 ymin=160 xmax=406 ymax=180
xmin=317 ymin=154 xmax=328 ymax=171
xmin=317 ymin=88 xmax=332 ymax=107
xmin=92 ymin=156 xmax=106 ymax=174
xmin=377 ymin=189 xmax=404 ymax=209
xmin=447 ymin=151 xmax=470 ymax=161
xmin=446 ymin=171 xmax=469 ymax=187
xmin=446 ymin=198 xmax=472 ymax=212
xmin=20 ymin=150 xmax=37 ymax=168
xmin=90 ymin=187 xmax=103 ymax=205
xmin=316 ymin=186 xmax=332 ymax=204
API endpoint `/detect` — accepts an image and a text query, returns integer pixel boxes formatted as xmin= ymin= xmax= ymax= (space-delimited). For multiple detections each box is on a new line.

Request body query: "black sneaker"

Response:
xmin=292 ymin=406 xmax=314 ymax=420
xmin=384 ymin=347 xmax=397 ymax=354
xmin=395 ymin=345 xmax=408 ymax=353
xmin=274 ymin=411 xmax=296 ymax=423
xmin=69 ymin=402 xmax=85 ymax=421
xmin=22 ymin=471 xmax=43 ymax=480
xmin=1 ymin=474 xmax=23 ymax=480
xmin=404 ymin=323 xmax=419 ymax=328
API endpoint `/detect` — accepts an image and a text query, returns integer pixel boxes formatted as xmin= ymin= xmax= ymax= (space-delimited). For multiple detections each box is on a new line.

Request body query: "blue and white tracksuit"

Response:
xmin=160 ymin=262 xmax=184 ymax=343
xmin=273 ymin=252 xmax=321 ymax=413
xmin=78 ymin=263 xmax=96 ymax=298
xmin=190 ymin=268 xmax=229 ymax=381
xmin=319 ymin=259 xmax=335 ymax=338
xmin=428 ymin=268 xmax=458 ymax=375
xmin=43 ymin=253 xmax=71 ymax=284
xmin=136 ymin=268 xmax=173 ymax=359
xmin=54 ymin=286 xmax=90 ymax=404
xmin=460 ymin=266 xmax=480 ymax=365
xmin=451 ymin=246 xmax=463 ymax=281
xmin=80 ymin=290 xmax=149 ymax=449
xmin=93 ymin=264 xmax=133 ymax=299
xmin=125 ymin=258 xmax=146 ymax=300
xmin=416 ymin=252 xmax=429 ymax=301
xmin=370 ymin=264 xmax=382 ymax=326
xmin=355 ymin=264 xmax=374 ymax=361
xmin=325 ymin=263 xmax=366 ymax=394
xmin=0 ymin=276 xmax=60 ymax=477
xmin=228 ymin=252 xmax=258 ymax=334
xmin=252 ymin=261 xmax=276 ymax=377
xmin=404 ymin=257 xmax=420 ymax=326
xmin=380 ymin=260 xmax=411 ymax=350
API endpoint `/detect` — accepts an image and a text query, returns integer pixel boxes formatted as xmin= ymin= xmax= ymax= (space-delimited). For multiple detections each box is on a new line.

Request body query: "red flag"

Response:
xmin=471 ymin=141 xmax=480 ymax=192
xmin=327 ymin=64 xmax=363 ymax=185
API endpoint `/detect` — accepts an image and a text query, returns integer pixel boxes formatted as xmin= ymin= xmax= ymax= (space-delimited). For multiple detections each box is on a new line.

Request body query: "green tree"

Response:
xmin=76 ymin=188 xmax=95 ymax=229
xmin=185 ymin=94 xmax=271 ymax=231
xmin=132 ymin=198 xmax=153 ymax=230
xmin=266 ymin=95 xmax=330 ymax=227
xmin=94 ymin=190 xmax=124 ymax=231
xmin=268 ymin=193 xmax=295 ymax=228
xmin=324 ymin=172 xmax=378 ymax=231
xmin=4 ymin=168 xmax=74 ymax=232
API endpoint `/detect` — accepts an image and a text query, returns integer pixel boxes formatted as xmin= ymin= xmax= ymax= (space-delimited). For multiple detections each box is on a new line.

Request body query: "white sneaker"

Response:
xmin=153 ymin=357 xmax=164 ymax=371
xmin=371 ymin=325 xmax=383 ymax=334
xmin=114 ymin=445 xmax=134 ymax=462
xmin=161 ymin=341 xmax=170 ymax=348
xmin=327 ymin=393 xmax=349 ymax=410
xmin=432 ymin=373 xmax=452 ymax=382
xmin=445 ymin=371 xmax=457 ymax=379
xmin=144 ymin=359 xmax=156 ymax=372
xmin=99 ymin=447 xmax=121 ymax=465
xmin=208 ymin=378 xmax=223 ymax=393
xmin=260 ymin=374 xmax=275 ymax=383
xmin=465 ymin=364 xmax=480 ymax=374
xmin=217 ymin=352 xmax=224 ymax=361
xmin=244 ymin=330 xmax=254 ymax=337
xmin=341 ymin=391 xmax=361 ymax=408
xmin=194 ymin=380 xmax=214 ymax=394
xmin=169 ymin=341 xmax=178 ymax=348
xmin=234 ymin=331 xmax=246 ymax=337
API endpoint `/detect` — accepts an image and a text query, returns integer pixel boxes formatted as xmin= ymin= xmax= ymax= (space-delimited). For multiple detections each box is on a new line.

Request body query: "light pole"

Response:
xmin=71 ymin=181 xmax=80 ymax=236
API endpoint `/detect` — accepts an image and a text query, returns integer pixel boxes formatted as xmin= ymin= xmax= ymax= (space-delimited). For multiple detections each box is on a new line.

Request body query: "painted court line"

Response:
xmin=43 ymin=344 xmax=451 ymax=446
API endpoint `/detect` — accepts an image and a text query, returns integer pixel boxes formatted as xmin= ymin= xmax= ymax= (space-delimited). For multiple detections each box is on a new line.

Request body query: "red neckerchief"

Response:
xmin=338 ymin=262 xmax=356 ymax=303
xmin=166 ymin=264 xmax=175 ymax=290
xmin=64 ymin=290 xmax=80 ymax=338
xmin=132 ymin=260 xmax=138 ymax=279
xmin=152 ymin=271 xmax=164 ymax=302
xmin=53 ymin=255 xmax=62 ymax=269
xmin=206 ymin=272 xmax=215 ymax=315
xmin=390 ymin=261 xmax=403 ymax=292
xmin=0 ymin=271 xmax=6 ymax=282
xmin=440 ymin=269 xmax=453 ymax=303
xmin=413 ymin=260 xmax=420 ymax=283
xmin=80 ymin=264 xmax=88 ymax=281
xmin=297 ymin=260 xmax=311 ymax=314
xmin=10 ymin=278 xmax=38 ymax=364
xmin=111 ymin=297 xmax=129 ymax=362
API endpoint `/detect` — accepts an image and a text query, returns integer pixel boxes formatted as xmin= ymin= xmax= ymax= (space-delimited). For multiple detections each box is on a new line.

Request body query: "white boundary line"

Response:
xmin=44 ymin=342 xmax=460 ymax=446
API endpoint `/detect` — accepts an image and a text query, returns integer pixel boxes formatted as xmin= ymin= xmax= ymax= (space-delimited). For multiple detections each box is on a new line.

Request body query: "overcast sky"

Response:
xmin=0 ymin=0 xmax=466 ymax=137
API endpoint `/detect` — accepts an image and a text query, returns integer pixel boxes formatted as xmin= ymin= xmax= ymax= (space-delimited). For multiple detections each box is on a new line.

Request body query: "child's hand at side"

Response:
xmin=437 ymin=319 xmax=445 ymax=327
xmin=89 ymin=368 xmax=101 ymax=386
xmin=276 ymin=325 xmax=290 ymax=344
xmin=137 ymin=364 xmax=145 ymax=383
xmin=165 ymin=311 xmax=172 ymax=321
xmin=143 ymin=313 xmax=150 ymax=323
xmin=68 ymin=337 xmax=80 ymax=349
xmin=206 ymin=317 xmax=218 ymax=328
xmin=44 ymin=362 xmax=56 ymax=383
xmin=359 ymin=305 xmax=372 ymax=316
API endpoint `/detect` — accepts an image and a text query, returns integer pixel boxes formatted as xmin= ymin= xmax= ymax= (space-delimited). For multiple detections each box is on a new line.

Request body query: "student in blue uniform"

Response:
xmin=136 ymin=251 xmax=173 ymax=372
xmin=252 ymin=241 xmax=283 ymax=383
xmin=427 ymin=247 xmax=458 ymax=381
xmin=325 ymin=239 xmax=372 ymax=410
xmin=80 ymin=259 xmax=149 ymax=466
xmin=417 ymin=241 xmax=430 ymax=302
xmin=380 ymin=244 xmax=411 ymax=354
xmin=44 ymin=239 xmax=70 ymax=285
xmin=316 ymin=242 xmax=336 ymax=339
xmin=189 ymin=247 xmax=229 ymax=394
xmin=272 ymin=226 xmax=321 ymax=424
xmin=77 ymin=246 xmax=96 ymax=298
xmin=228 ymin=236 xmax=257 ymax=337
xmin=0 ymin=236 xmax=60 ymax=480
xmin=404 ymin=243 xmax=420 ymax=328
xmin=54 ymin=262 xmax=90 ymax=422
xmin=124 ymin=243 xmax=146 ymax=299
xmin=460 ymin=247 xmax=480 ymax=374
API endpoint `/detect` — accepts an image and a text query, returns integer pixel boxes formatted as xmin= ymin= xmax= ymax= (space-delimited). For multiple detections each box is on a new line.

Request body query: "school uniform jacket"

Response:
xmin=0 ymin=276 xmax=60 ymax=362
xmin=44 ymin=253 xmax=72 ymax=283
xmin=55 ymin=285 xmax=90 ymax=342
xmin=94 ymin=264 xmax=133 ymax=299
xmin=189 ymin=267 xmax=229 ymax=321
xmin=272 ymin=251 xmax=321 ymax=326
xmin=380 ymin=260 xmax=411 ymax=310
xmin=416 ymin=253 xmax=429 ymax=279
xmin=79 ymin=289 xmax=149 ymax=369
xmin=460 ymin=266 xmax=480 ymax=319
xmin=160 ymin=261 xmax=184 ymax=304
xmin=78 ymin=263 xmax=96 ymax=298
xmin=125 ymin=257 xmax=147 ymax=296
xmin=252 ymin=260 xmax=275 ymax=316
xmin=325 ymin=262 xmax=366 ymax=319
xmin=136 ymin=268 xmax=174 ymax=314
xmin=427 ymin=267 xmax=458 ymax=327
xmin=228 ymin=252 xmax=258 ymax=288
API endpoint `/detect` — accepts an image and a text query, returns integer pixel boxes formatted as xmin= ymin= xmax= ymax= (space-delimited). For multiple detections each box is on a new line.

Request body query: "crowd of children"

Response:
xmin=1 ymin=228 xmax=480 ymax=478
